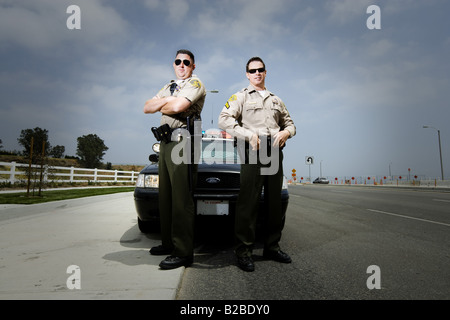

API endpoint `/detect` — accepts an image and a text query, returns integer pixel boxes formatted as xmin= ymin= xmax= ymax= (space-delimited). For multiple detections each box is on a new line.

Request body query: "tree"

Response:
xmin=17 ymin=127 xmax=52 ymax=162
xmin=76 ymin=134 xmax=109 ymax=168
xmin=50 ymin=145 xmax=65 ymax=158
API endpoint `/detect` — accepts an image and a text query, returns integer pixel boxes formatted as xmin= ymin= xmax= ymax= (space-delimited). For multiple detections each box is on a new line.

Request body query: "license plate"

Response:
xmin=197 ymin=200 xmax=229 ymax=216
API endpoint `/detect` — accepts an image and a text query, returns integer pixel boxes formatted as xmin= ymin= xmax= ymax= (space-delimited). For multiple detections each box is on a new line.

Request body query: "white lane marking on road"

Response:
xmin=367 ymin=209 xmax=450 ymax=227
xmin=433 ymin=199 xmax=450 ymax=203
xmin=330 ymin=190 xmax=352 ymax=194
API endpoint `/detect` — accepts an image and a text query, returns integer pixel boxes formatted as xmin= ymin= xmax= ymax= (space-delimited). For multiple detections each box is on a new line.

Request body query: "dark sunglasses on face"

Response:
xmin=247 ymin=67 xmax=265 ymax=74
xmin=175 ymin=59 xmax=191 ymax=67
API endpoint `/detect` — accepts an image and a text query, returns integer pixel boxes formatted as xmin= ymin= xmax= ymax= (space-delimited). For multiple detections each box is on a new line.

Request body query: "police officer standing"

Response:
xmin=144 ymin=49 xmax=206 ymax=269
xmin=219 ymin=57 xmax=296 ymax=272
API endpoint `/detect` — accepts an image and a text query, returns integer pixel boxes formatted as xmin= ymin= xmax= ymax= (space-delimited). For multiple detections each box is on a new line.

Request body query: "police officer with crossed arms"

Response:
xmin=144 ymin=49 xmax=206 ymax=270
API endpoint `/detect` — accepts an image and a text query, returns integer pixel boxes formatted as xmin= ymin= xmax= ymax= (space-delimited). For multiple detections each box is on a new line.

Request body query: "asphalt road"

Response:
xmin=177 ymin=185 xmax=450 ymax=300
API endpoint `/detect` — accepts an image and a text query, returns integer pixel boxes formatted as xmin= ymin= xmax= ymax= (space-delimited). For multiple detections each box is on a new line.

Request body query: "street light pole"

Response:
xmin=207 ymin=90 xmax=219 ymax=126
xmin=423 ymin=126 xmax=445 ymax=180
xmin=320 ymin=160 xmax=323 ymax=178
xmin=389 ymin=162 xmax=392 ymax=180
xmin=437 ymin=129 xmax=444 ymax=180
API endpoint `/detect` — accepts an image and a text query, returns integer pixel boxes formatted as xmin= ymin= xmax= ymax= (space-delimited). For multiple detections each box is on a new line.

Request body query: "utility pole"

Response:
xmin=27 ymin=137 xmax=33 ymax=196
xmin=423 ymin=126 xmax=444 ymax=180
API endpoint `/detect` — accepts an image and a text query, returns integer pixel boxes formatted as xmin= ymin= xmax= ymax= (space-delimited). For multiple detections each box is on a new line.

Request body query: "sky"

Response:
xmin=1 ymin=0 xmax=449 ymax=181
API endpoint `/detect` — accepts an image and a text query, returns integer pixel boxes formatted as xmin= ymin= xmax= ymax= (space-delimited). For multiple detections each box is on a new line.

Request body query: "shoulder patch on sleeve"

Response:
xmin=225 ymin=94 xmax=237 ymax=109
xmin=189 ymin=79 xmax=202 ymax=89
xmin=228 ymin=94 xmax=237 ymax=102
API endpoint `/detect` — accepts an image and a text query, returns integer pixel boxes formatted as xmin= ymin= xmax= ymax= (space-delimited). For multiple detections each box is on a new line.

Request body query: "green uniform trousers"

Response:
xmin=158 ymin=139 xmax=197 ymax=258
xmin=235 ymin=150 xmax=285 ymax=258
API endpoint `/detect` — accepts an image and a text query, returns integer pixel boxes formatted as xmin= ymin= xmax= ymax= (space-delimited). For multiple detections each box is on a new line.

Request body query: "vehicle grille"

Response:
xmin=196 ymin=172 xmax=240 ymax=189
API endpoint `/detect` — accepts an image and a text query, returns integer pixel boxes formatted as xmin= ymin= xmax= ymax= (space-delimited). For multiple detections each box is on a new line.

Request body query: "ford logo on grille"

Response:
xmin=206 ymin=177 xmax=221 ymax=184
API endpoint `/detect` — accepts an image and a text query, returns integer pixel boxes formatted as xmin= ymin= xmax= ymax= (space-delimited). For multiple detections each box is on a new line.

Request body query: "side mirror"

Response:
xmin=149 ymin=154 xmax=159 ymax=163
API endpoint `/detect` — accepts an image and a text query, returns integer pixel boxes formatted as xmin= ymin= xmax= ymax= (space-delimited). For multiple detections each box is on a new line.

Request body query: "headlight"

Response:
xmin=135 ymin=174 xmax=159 ymax=188
xmin=144 ymin=174 xmax=159 ymax=188
xmin=136 ymin=174 xmax=145 ymax=187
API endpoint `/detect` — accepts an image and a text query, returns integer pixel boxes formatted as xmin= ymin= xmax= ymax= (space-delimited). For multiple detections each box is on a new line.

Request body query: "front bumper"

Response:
xmin=134 ymin=187 xmax=289 ymax=222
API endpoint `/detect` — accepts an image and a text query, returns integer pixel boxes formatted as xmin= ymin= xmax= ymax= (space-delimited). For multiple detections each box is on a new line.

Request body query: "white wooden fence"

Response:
xmin=0 ymin=161 xmax=138 ymax=185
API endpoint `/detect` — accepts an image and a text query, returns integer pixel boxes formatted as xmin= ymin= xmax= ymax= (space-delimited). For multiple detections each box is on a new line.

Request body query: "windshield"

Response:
xmin=201 ymin=139 xmax=239 ymax=164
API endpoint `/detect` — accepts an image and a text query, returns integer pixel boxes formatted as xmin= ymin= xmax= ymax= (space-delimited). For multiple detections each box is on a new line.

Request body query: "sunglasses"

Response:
xmin=175 ymin=59 xmax=192 ymax=67
xmin=247 ymin=67 xmax=265 ymax=74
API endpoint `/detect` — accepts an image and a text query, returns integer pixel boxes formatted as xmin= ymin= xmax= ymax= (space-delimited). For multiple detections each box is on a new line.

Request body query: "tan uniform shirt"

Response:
xmin=157 ymin=74 xmax=206 ymax=129
xmin=219 ymin=85 xmax=296 ymax=141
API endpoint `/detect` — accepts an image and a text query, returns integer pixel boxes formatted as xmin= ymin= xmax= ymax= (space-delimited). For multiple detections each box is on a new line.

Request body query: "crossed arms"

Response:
xmin=143 ymin=95 xmax=191 ymax=115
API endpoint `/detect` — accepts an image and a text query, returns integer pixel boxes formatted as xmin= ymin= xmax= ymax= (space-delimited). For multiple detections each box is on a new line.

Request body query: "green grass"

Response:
xmin=0 ymin=187 xmax=135 ymax=205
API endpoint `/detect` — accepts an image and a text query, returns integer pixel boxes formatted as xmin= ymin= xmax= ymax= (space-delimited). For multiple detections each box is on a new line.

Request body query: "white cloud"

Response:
xmin=0 ymin=0 xmax=64 ymax=50
xmin=191 ymin=0 xmax=292 ymax=44
xmin=0 ymin=0 xmax=129 ymax=54
xmin=143 ymin=0 xmax=190 ymax=25
xmin=365 ymin=39 xmax=395 ymax=58
xmin=324 ymin=0 xmax=373 ymax=25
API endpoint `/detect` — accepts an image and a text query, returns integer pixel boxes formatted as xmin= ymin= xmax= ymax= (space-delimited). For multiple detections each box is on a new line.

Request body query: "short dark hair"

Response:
xmin=246 ymin=57 xmax=265 ymax=72
xmin=176 ymin=49 xmax=195 ymax=64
